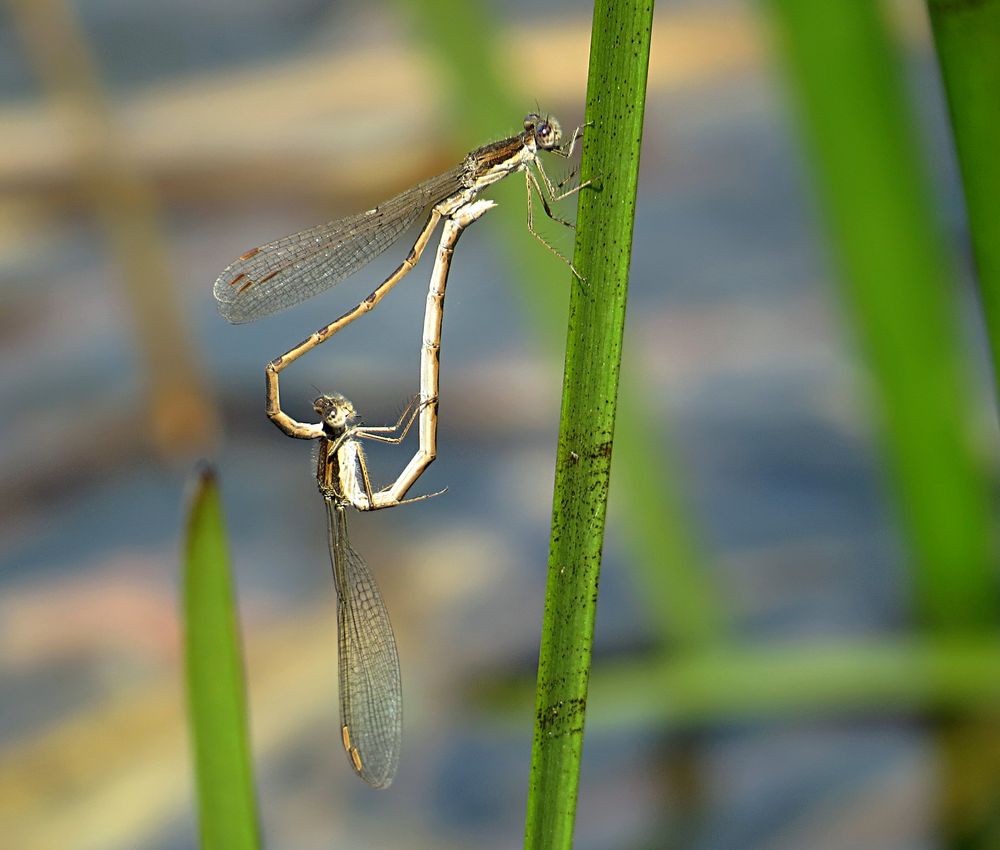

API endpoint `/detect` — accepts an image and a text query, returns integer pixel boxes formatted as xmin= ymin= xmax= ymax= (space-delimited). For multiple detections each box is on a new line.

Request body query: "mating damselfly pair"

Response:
xmin=213 ymin=112 xmax=590 ymax=788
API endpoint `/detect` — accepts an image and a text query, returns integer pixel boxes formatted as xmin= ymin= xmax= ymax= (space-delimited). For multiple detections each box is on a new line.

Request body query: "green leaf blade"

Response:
xmin=183 ymin=465 xmax=260 ymax=850
xmin=765 ymin=0 xmax=997 ymax=631
xmin=926 ymin=0 xmax=1000 ymax=407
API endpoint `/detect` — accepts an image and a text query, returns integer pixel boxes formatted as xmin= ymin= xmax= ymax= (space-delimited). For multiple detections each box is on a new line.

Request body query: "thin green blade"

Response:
xmin=183 ymin=465 xmax=260 ymax=850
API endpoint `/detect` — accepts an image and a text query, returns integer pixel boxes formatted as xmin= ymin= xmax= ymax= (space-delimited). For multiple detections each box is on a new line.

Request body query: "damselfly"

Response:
xmin=271 ymin=201 xmax=493 ymax=788
xmin=214 ymin=112 xmax=587 ymax=329
xmin=215 ymin=113 xmax=588 ymax=481
xmin=311 ymin=391 xmax=442 ymax=788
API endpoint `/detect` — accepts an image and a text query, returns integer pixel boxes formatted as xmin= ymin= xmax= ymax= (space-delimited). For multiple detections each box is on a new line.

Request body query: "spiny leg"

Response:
xmin=527 ymin=167 xmax=576 ymax=230
xmin=524 ymin=170 xmax=584 ymax=281
xmin=353 ymin=441 xmax=378 ymax=509
xmin=554 ymin=164 xmax=580 ymax=193
xmin=351 ymin=427 xmax=447 ymax=510
xmin=353 ymin=395 xmax=432 ymax=445
xmin=534 ymin=157 xmax=593 ymax=204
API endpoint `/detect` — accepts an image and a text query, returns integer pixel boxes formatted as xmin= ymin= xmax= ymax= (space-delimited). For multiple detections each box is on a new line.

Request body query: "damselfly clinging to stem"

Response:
xmin=212 ymin=112 xmax=591 ymax=441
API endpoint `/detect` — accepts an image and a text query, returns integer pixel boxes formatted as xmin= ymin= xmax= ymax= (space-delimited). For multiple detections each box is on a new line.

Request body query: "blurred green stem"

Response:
xmin=925 ymin=0 xmax=1000 ymax=409
xmin=479 ymin=637 xmax=1000 ymax=727
xmin=924 ymin=8 xmax=1000 ymax=842
xmin=766 ymin=0 xmax=997 ymax=631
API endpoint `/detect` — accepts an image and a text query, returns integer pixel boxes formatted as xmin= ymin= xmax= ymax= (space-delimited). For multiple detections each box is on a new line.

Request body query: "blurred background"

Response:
xmin=3 ymin=0 xmax=1000 ymax=848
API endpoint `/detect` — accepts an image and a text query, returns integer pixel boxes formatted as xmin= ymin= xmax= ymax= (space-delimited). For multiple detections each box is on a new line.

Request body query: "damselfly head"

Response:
xmin=314 ymin=393 xmax=357 ymax=433
xmin=524 ymin=112 xmax=563 ymax=151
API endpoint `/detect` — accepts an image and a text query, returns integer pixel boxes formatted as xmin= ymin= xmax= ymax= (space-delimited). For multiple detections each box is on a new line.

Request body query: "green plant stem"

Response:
xmin=925 ymin=8 xmax=1000 ymax=843
xmin=766 ymin=0 xmax=996 ymax=631
xmin=523 ymin=1 xmax=654 ymax=847
xmin=925 ymin=0 xmax=1000 ymax=406
xmin=183 ymin=466 xmax=260 ymax=850
xmin=478 ymin=637 xmax=1000 ymax=728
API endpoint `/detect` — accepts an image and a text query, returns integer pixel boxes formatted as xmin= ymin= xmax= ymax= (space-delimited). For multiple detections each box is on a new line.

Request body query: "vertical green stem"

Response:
xmin=923 ymin=9 xmax=1000 ymax=847
xmin=926 ymin=0 xmax=1000 ymax=405
xmin=523 ymin=1 xmax=654 ymax=847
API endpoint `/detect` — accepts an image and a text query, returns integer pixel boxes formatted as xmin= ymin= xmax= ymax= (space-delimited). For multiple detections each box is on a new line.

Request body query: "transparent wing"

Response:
xmin=214 ymin=167 xmax=467 ymax=324
xmin=326 ymin=500 xmax=402 ymax=789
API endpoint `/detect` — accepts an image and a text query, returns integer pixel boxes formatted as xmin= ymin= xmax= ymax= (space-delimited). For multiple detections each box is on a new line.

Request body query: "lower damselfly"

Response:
xmin=312 ymin=391 xmax=442 ymax=788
